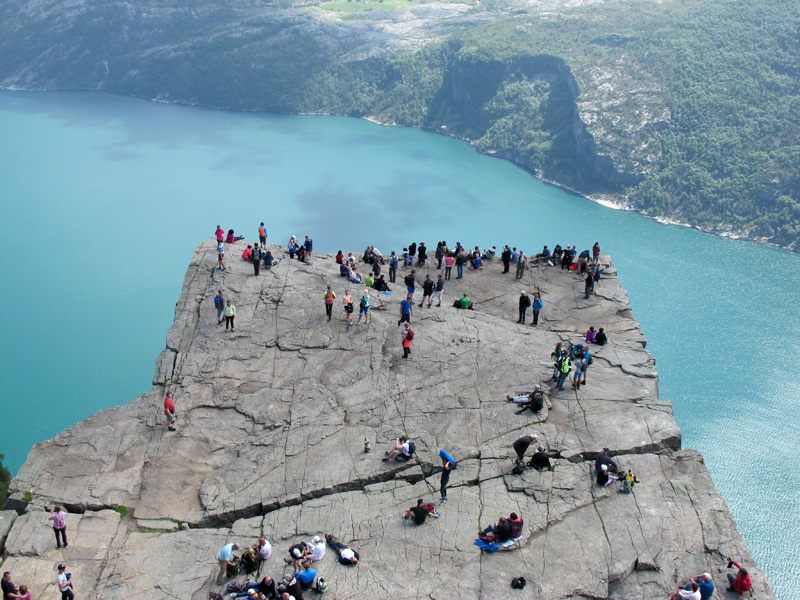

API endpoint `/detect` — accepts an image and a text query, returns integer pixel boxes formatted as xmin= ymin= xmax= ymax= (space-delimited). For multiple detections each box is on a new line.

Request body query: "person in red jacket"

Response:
xmin=164 ymin=392 xmax=176 ymax=432
xmin=726 ymin=559 xmax=751 ymax=596
xmin=402 ymin=324 xmax=414 ymax=358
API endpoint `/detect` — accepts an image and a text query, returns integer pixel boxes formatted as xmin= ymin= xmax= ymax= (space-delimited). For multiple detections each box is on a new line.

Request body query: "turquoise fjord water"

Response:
xmin=1 ymin=90 xmax=798 ymax=598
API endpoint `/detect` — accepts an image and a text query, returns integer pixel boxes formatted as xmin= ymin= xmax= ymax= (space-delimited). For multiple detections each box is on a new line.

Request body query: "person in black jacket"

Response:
xmin=417 ymin=242 xmax=427 ymax=267
xmin=595 ymin=448 xmax=618 ymax=474
xmin=420 ymin=275 xmax=435 ymax=307
xmin=502 ymin=245 xmax=512 ymax=273
xmin=518 ymin=291 xmax=532 ymax=323
xmin=480 ymin=516 xmax=513 ymax=542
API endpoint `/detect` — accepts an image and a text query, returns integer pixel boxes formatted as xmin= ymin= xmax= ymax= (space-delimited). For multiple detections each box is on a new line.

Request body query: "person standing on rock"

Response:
xmin=356 ymin=292 xmax=370 ymax=325
xmin=402 ymin=324 xmax=414 ymax=358
xmin=214 ymin=290 xmax=225 ymax=325
xmin=3 ymin=571 xmax=21 ymax=600
xmin=216 ymin=542 xmax=240 ymax=585
xmin=515 ymin=251 xmax=528 ymax=279
xmin=323 ymin=286 xmax=336 ymax=321
xmin=444 ymin=253 xmax=455 ymax=280
xmin=399 ymin=294 xmax=414 ymax=326
xmin=304 ymin=235 xmax=313 ymax=262
xmin=518 ymin=291 xmax=531 ymax=324
xmin=48 ymin=505 xmax=68 ymax=548
xmin=223 ymin=299 xmax=236 ymax=332
xmin=164 ymin=392 xmax=177 ymax=432
xmin=215 ymin=225 xmax=225 ymax=243
xmin=439 ymin=449 xmax=455 ymax=504
xmin=217 ymin=240 xmax=227 ymax=272
xmin=56 ymin=565 xmax=74 ymax=600
xmin=420 ymin=275 xmax=434 ymax=308
xmin=513 ymin=434 xmax=537 ymax=464
xmin=532 ymin=293 xmax=543 ymax=326
xmin=583 ymin=269 xmax=595 ymax=299
xmin=431 ymin=274 xmax=444 ymax=307
xmin=259 ymin=222 xmax=268 ymax=247
xmin=501 ymin=245 xmax=512 ymax=274
xmin=251 ymin=244 xmax=262 ymax=276
xmin=389 ymin=251 xmax=398 ymax=283
xmin=592 ymin=242 xmax=601 ymax=265
xmin=343 ymin=290 xmax=353 ymax=324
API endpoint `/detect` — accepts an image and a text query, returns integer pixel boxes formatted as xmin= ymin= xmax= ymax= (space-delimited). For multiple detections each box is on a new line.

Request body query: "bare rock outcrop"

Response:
xmin=4 ymin=241 xmax=773 ymax=600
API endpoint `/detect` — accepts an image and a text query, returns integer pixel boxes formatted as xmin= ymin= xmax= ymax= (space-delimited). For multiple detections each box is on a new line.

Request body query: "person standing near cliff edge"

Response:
xmin=164 ymin=392 xmax=176 ymax=432
xmin=439 ymin=449 xmax=455 ymax=504
xmin=304 ymin=235 xmax=313 ymax=262
xmin=259 ymin=222 xmax=267 ymax=247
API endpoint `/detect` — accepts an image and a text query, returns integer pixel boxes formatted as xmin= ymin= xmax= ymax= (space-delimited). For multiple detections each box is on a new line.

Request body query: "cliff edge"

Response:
xmin=4 ymin=240 xmax=773 ymax=600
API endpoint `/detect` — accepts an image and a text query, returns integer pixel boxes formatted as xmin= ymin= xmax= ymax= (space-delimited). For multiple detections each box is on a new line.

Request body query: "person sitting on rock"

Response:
xmin=383 ymin=435 xmax=412 ymax=462
xmin=325 ymin=534 xmax=359 ymax=565
xmin=671 ymin=581 xmax=701 ymax=600
xmin=349 ymin=267 xmax=362 ymax=285
xmin=373 ymin=274 xmax=390 ymax=292
xmin=294 ymin=561 xmax=316 ymax=590
xmin=508 ymin=512 xmax=524 ymax=539
xmin=596 ymin=464 xmax=619 ymax=487
xmin=672 ymin=572 xmax=714 ymax=600
xmin=595 ymin=448 xmax=619 ymax=474
xmin=240 ymin=548 xmax=259 ymax=575
xmin=453 ymin=294 xmax=473 ymax=310
xmin=529 ymin=446 xmax=559 ymax=471
xmin=725 ymin=560 xmax=751 ymax=596
xmin=594 ymin=327 xmax=608 ymax=345
xmin=278 ymin=574 xmax=304 ymax=600
xmin=263 ymin=251 xmax=275 ymax=269
xmin=255 ymin=538 xmax=271 ymax=562
xmin=404 ymin=498 xmax=440 ymax=524
xmin=508 ymin=385 xmax=545 ymax=414
xmin=233 ymin=577 xmax=276 ymax=600
xmin=340 ymin=262 xmax=350 ymax=278
xmin=479 ymin=516 xmax=513 ymax=543
xmin=585 ymin=326 xmax=596 ymax=343
xmin=308 ymin=536 xmax=325 ymax=562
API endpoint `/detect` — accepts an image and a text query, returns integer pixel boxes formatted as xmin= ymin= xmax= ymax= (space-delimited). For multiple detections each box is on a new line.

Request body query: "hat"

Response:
xmin=58 ymin=564 xmax=66 ymax=571
xmin=601 ymin=464 xmax=608 ymax=471
xmin=312 ymin=536 xmax=321 ymax=543
xmin=247 ymin=590 xmax=256 ymax=595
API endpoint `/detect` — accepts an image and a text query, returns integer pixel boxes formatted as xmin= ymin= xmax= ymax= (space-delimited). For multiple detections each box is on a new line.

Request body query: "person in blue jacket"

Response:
xmin=294 ymin=562 xmax=317 ymax=589
xmin=439 ymin=449 xmax=455 ymax=504
xmin=532 ymin=293 xmax=543 ymax=326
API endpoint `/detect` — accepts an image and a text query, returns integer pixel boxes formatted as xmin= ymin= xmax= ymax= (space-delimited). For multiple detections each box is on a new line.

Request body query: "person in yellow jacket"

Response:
xmin=323 ymin=286 xmax=336 ymax=321
xmin=223 ymin=299 xmax=236 ymax=332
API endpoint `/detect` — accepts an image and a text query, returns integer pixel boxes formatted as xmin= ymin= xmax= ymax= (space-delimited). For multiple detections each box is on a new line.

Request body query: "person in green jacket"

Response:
xmin=455 ymin=294 xmax=473 ymax=310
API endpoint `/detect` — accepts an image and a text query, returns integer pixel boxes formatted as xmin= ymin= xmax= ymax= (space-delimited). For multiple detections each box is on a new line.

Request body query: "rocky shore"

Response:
xmin=3 ymin=240 xmax=773 ymax=599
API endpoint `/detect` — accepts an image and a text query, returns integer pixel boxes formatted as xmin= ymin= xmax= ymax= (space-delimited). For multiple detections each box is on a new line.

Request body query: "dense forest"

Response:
xmin=1 ymin=0 xmax=798 ymax=248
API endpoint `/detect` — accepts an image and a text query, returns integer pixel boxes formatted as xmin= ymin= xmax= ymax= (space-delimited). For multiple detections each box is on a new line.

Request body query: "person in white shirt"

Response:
xmin=257 ymin=538 xmax=271 ymax=562
xmin=308 ymin=536 xmax=325 ymax=562
xmin=676 ymin=581 xmax=701 ymax=600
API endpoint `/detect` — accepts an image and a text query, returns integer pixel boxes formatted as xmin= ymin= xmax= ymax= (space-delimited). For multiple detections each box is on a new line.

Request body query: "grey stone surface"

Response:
xmin=0 ymin=509 xmax=18 ymax=551
xmin=6 ymin=241 xmax=773 ymax=599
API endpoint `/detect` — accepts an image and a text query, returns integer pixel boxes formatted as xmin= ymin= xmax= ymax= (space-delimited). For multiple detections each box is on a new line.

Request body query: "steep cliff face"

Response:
xmin=4 ymin=242 xmax=773 ymax=600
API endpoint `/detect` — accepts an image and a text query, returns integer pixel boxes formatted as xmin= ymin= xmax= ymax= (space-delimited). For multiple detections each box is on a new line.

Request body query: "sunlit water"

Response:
xmin=1 ymin=90 xmax=797 ymax=599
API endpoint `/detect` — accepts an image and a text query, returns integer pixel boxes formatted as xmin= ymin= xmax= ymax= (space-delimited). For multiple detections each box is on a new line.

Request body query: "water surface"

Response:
xmin=0 ymin=90 xmax=797 ymax=599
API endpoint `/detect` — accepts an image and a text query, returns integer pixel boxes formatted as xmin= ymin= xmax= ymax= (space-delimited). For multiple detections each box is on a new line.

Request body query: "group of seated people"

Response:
xmin=507 ymin=384 xmax=545 ymax=414
xmin=585 ymin=326 xmax=608 ymax=345
xmin=478 ymin=513 xmax=524 ymax=543
xmin=338 ymin=261 xmax=391 ymax=291
xmin=241 ymin=245 xmax=277 ymax=267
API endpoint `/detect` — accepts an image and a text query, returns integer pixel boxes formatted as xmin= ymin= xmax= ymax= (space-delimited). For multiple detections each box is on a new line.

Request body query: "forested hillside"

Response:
xmin=1 ymin=0 xmax=798 ymax=248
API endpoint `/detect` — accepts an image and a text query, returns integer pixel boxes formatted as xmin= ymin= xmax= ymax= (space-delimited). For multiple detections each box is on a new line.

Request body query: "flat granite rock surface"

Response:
xmin=5 ymin=241 xmax=773 ymax=600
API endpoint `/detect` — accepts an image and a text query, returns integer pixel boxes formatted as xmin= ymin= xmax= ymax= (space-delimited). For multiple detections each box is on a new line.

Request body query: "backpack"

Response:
xmin=559 ymin=356 xmax=571 ymax=374
xmin=360 ymin=296 xmax=368 ymax=310
xmin=325 ymin=291 xmax=334 ymax=303
xmin=586 ymin=352 xmax=593 ymax=365
xmin=252 ymin=248 xmax=261 ymax=262
xmin=511 ymin=463 xmax=525 ymax=475
xmin=391 ymin=256 xmax=398 ymax=269
xmin=315 ymin=578 xmax=328 ymax=593
xmin=214 ymin=296 xmax=222 ymax=309
xmin=404 ymin=274 xmax=414 ymax=287
xmin=225 ymin=582 xmax=243 ymax=593
xmin=405 ymin=329 xmax=415 ymax=342
xmin=511 ymin=577 xmax=527 ymax=589
xmin=406 ymin=441 xmax=416 ymax=455
xmin=226 ymin=561 xmax=240 ymax=577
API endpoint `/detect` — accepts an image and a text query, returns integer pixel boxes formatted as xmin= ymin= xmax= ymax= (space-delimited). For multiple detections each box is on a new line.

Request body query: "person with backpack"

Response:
xmin=455 ymin=250 xmax=467 ymax=279
xmin=518 ymin=291 xmax=531 ymax=324
xmin=551 ymin=341 xmax=564 ymax=380
xmin=342 ymin=290 xmax=353 ymax=324
xmin=388 ymin=251 xmax=398 ymax=283
xmin=258 ymin=222 xmax=267 ymax=247
xmin=572 ymin=353 xmax=585 ymax=389
xmin=214 ymin=289 xmax=225 ymax=324
xmin=435 ymin=243 xmax=445 ymax=268
xmin=383 ymin=435 xmax=414 ymax=461
xmin=404 ymin=499 xmax=439 ymax=524
xmin=251 ymin=244 xmax=262 ymax=276
xmin=323 ymin=286 xmax=336 ymax=321
xmin=555 ymin=353 xmax=571 ymax=391
xmin=402 ymin=324 xmax=414 ymax=358
xmin=581 ymin=348 xmax=592 ymax=384
xmin=304 ymin=235 xmax=313 ymax=261
xmin=439 ymin=449 xmax=455 ymax=504
xmin=404 ymin=270 xmax=416 ymax=297
xmin=217 ymin=240 xmax=227 ymax=272
xmin=532 ymin=293 xmax=543 ymax=326
xmin=356 ymin=292 xmax=370 ymax=325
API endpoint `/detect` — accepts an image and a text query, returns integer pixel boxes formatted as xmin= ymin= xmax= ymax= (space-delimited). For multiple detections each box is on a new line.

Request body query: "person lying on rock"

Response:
xmin=529 ymin=446 xmax=560 ymax=471
xmin=325 ymin=534 xmax=359 ymax=565
xmin=404 ymin=499 xmax=440 ymax=524
xmin=479 ymin=516 xmax=513 ymax=543
xmin=507 ymin=385 xmax=544 ymax=414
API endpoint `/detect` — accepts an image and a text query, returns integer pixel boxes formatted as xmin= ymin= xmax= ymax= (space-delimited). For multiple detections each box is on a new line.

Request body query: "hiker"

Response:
xmin=455 ymin=250 xmax=467 ymax=278
xmin=725 ymin=560 xmax=752 ymax=596
xmin=288 ymin=236 xmax=298 ymax=259
xmin=592 ymin=242 xmax=601 ymax=265
xmin=532 ymin=293 xmax=543 ymax=326
xmin=479 ymin=516 xmax=513 ymax=543
xmin=439 ymin=449 xmax=455 ymax=504
xmin=417 ymin=242 xmax=427 ymax=267
xmin=325 ymin=535 xmax=359 ymax=565
xmin=555 ymin=353 xmax=572 ymax=391
xmin=508 ymin=386 xmax=544 ymax=414
xmin=278 ymin=574 xmax=304 ymax=600
xmin=551 ymin=342 xmax=564 ymax=379
xmin=518 ymin=291 xmax=531 ymax=323
xmin=529 ymin=446 xmax=557 ymax=471
xmin=435 ymin=243 xmax=445 ymax=268
xmin=595 ymin=448 xmax=619 ymax=474
xmin=263 ymin=250 xmax=275 ymax=268
xmin=223 ymin=299 xmax=236 ymax=332
xmin=572 ymin=353 xmax=585 ymax=389
xmin=3 ymin=571 xmax=22 ymax=600
xmin=256 ymin=538 xmax=272 ymax=562
xmin=214 ymin=289 xmax=225 ymax=324
xmin=323 ymin=286 xmax=336 ymax=321
xmin=420 ymin=275 xmax=434 ymax=307
xmin=515 ymin=250 xmax=528 ymax=278
xmin=508 ymin=512 xmax=524 ymax=538
xmin=217 ymin=240 xmax=226 ymax=271
xmin=258 ymin=222 xmax=267 ymax=246
xmin=232 ymin=577 xmax=276 ymax=600
xmin=583 ymin=269 xmax=595 ymax=299
xmin=303 ymin=235 xmax=313 ymax=261
xmin=251 ymin=244 xmax=262 ymax=276
xmin=454 ymin=294 xmax=473 ymax=310
xmin=404 ymin=270 xmax=416 ymax=297
xmin=431 ymin=274 xmax=444 ymax=307
xmin=373 ymin=275 xmax=390 ymax=292
xmin=48 ymin=505 xmax=68 ymax=548
xmin=401 ymin=324 xmax=414 ymax=358
xmin=513 ymin=434 xmax=537 ymax=463
xmin=286 ymin=542 xmax=311 ymax=572
xmin=388 ymin=251 xmax=398 ymax=283
xmin=343 ymin=290 xmax=353 ymax=324
xmin=594 ymin=328 xmax=608 ymax=345
xmin=501 ymin=245 xmax=512 ymax=273
xmin=533 ymin=245 xmax=550 ymax=264
xmin=399 ymin=294 xmax=414 ymax=325
xmin=163 ymin=392 xmax=176 ymax=432
xmin=242 ymin=245 xmax=253 ymax=261
xmin=404 ymin=499 xmax=440 ymax=524
xmin=56 ymin=565 xmax=74 ymax=600
xmin=356 ymin=292 xmax=370 ymax=325
xmin=364 ymin=272 xmax=374 ymax=288
xmin=215 ymin=225 xmax=225 ymax=242
xmin=384 ymin=435 xmax=413 ymax=462
xmin=216 ymin=542 xmax=240 ymax=584
xmin=240 ymin=548 xmax=258 ymax=575
xmin=672 ymin=582 xmax=701 ymax=600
